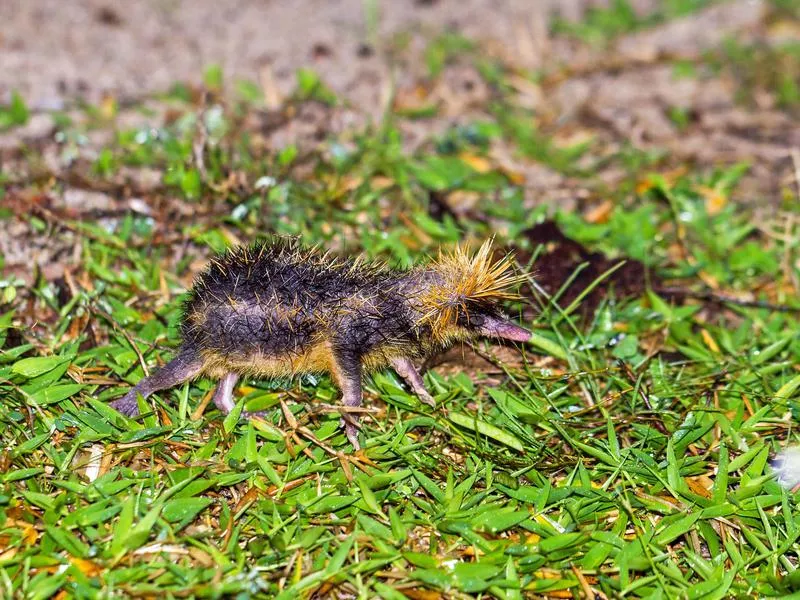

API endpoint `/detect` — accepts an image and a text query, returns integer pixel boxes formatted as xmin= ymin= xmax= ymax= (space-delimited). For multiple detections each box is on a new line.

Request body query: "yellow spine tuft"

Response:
xmin=420 ymin=238 xmax=525 ymax=338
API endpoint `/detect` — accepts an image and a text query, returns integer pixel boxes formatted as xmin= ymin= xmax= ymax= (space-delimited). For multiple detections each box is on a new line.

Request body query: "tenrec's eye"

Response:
xmin=462 ymin=313 xmax=486 ymax=328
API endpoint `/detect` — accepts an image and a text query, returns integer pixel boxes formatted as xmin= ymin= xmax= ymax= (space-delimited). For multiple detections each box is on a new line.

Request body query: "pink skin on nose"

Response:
xmin=478 ymin=315 xmax=531 ymax=342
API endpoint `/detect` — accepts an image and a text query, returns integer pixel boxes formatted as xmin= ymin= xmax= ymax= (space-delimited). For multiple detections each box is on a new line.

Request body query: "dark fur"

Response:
xmin=182 ymin=238 xmax=434 ymax=361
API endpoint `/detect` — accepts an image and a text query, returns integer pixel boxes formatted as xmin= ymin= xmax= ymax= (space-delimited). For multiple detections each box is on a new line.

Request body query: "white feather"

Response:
xmin=771 ymin=446 xmax=800 ymax=490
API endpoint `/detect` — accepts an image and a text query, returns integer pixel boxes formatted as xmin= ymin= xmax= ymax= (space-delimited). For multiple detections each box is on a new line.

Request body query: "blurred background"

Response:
xmin=0 ymin=0 xmax=798 ymax=289
xmin=3 ymin=1 xmax=798 ymax=191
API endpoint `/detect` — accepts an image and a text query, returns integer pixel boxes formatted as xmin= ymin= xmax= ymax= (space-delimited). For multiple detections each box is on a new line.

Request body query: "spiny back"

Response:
xmin=192 ymin=237 xmax=393 ymax=305
xmin=181 ymin=238 xmax=403 ymax=356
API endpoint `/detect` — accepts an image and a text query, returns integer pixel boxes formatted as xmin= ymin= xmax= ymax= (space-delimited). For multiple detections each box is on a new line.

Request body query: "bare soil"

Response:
xmin=2 ymin=0 xmax=602 ymax=110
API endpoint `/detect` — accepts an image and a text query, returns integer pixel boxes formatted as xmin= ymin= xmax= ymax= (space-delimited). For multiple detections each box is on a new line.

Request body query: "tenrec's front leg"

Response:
xmin=331 ymin=350 xmax=364 ymax=450
xmin=110 ymin=347 xmax=204 ymax=416
xmin=391 ymin=356 xmax=435 ymax=407
xmin=211 ymin=372 xmax=240 ymax=413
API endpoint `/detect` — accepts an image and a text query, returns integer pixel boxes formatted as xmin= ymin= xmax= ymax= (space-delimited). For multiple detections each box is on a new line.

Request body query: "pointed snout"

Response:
xmin=477 ymin=315 xmax=531 ymax=342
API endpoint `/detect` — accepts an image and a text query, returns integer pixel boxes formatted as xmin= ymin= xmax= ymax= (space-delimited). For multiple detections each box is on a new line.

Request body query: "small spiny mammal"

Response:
xmin=111 ymin=237 xmax=531 ymax=449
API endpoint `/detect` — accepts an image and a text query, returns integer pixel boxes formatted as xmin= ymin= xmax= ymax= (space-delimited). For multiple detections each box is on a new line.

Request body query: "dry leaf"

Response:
xmin=584 ymin=200 xmax=614 ymax=224
xmin=70 ymin=557 xmax=104 ymax=577
xmin=701 ymin=329 xmax=720 ymax=353
xmin=370 ymin=176 xmax=394 ymax=190
xmin=696 ymin=185 xmax=728 ymax=216
xmin=458 ymin=152 xmax=492 ymax=173
xmin=685 ymin=476 xmax=713 ymax=499
xmin=402 ymin=589 xmax=444 ymax=600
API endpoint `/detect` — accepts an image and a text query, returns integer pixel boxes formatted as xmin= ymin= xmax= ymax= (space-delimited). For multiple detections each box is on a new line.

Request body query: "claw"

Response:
xmin=340 ymin=415 xmax=361 ymax=451
xmin=418 ymin=389 xmax=436 ymax=407
xmin=391 ymin=356 xmax=436 ymax=408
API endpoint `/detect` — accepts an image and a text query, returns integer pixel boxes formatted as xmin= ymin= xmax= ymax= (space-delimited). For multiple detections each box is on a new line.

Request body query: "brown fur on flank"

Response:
xmin=110 ymin=237 xmax=531 ymax=449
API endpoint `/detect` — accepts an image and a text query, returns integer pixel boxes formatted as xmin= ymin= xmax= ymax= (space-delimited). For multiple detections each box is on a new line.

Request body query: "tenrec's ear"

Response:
xmin=476 ymin=314 xmax=531 ymax=342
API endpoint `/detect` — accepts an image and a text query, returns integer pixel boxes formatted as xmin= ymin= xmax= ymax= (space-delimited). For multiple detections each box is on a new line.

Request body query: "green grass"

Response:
xmin=550 ymin=0 xmax=721 ymax=46
xmin=710 ymin=39 xmax=800 ymax=111
xmin=1 ymin=18 xmax=800 ymax=600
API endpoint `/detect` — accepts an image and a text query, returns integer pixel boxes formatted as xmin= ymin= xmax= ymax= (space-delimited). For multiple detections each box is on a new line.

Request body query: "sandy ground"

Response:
xmin=2 ymin=0 xmax=616 ymax=109
xmin=2 ymin=1 xmax=795 ymax=195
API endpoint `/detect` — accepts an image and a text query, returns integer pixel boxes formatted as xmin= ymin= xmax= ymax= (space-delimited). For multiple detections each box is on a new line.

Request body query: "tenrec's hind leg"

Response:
xmin=331 ymin=350 xmax=364 ymax=450
xmin=110 ymin=347 xmax=204 ymax=416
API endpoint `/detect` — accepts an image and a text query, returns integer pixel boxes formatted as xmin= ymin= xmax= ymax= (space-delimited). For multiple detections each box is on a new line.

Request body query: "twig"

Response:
xmin=617 ymin=359 xmax=668 ymax=435
xmin=91 ymin=307 xmax=150 ymax=377
xmin=275 ymin=400 xmax=373 ymax=479
xmin=656 ymin=287 xmax=800 ymax=313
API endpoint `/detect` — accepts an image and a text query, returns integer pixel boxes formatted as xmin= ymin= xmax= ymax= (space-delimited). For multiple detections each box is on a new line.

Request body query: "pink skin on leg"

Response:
xmin=391 ymin=356 xmax=435 ymax=407
xmin=210 ymin=373 xmax=273 ymax=421
xmin=212 ymin=372 xmax=240 ymax=413
xmin=331 ymin=351 xmax=364 ymax=450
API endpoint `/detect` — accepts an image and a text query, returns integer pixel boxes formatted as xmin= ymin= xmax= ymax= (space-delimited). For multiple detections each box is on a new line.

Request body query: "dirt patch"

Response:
xmin=2 ymin=0 xmax=597 ymax=111
xmin=515 ymin=220 xmax=653 ymax=318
